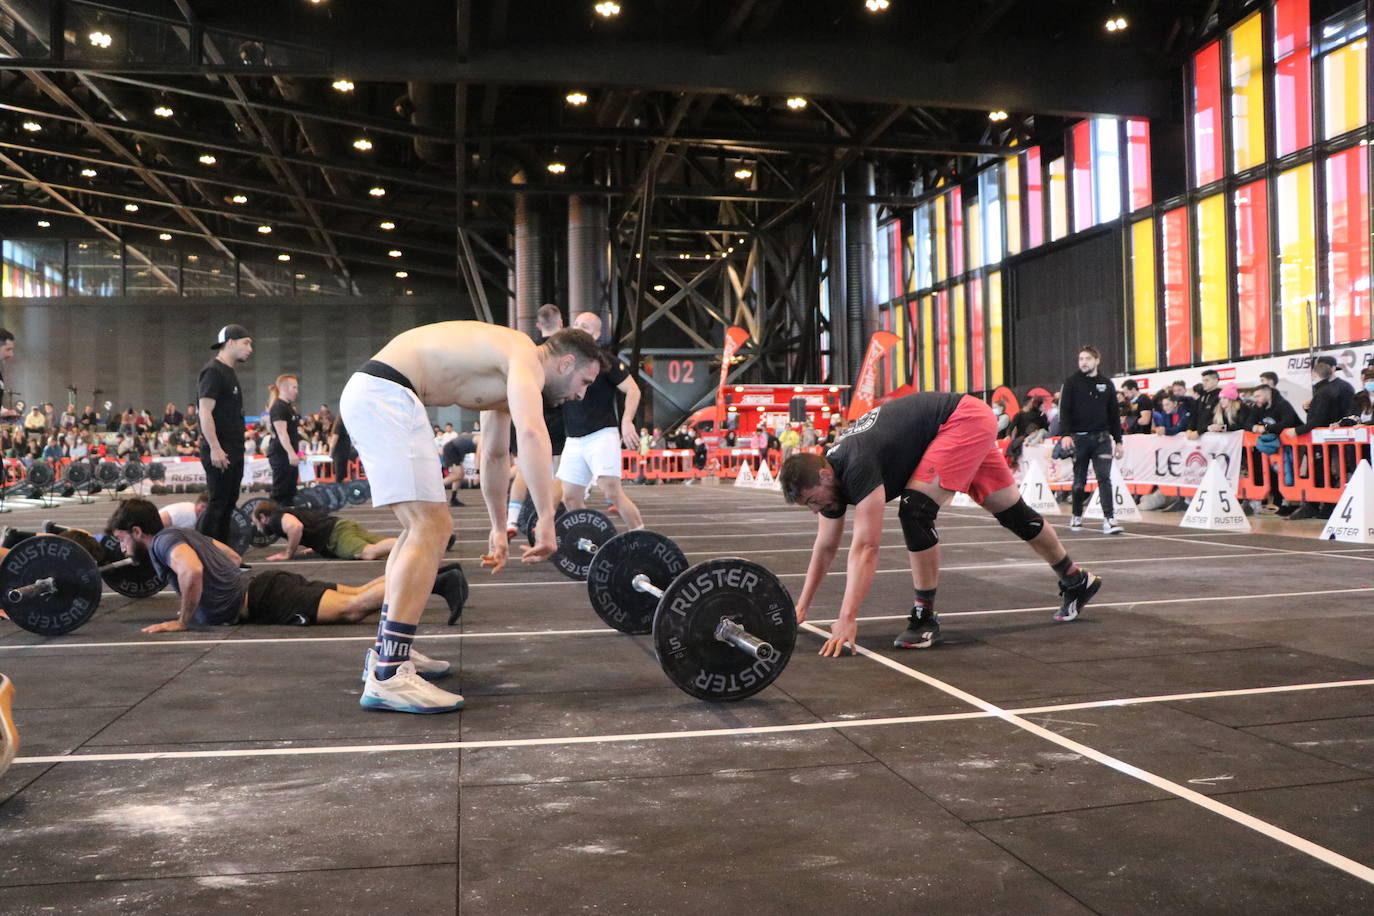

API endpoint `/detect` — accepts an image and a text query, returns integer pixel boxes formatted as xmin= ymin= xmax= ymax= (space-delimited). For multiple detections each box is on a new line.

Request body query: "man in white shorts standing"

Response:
xmin=340 ymin=321 xmax=605 ymax=714
xmin=557 ymin=312 xmax=644 ymax=530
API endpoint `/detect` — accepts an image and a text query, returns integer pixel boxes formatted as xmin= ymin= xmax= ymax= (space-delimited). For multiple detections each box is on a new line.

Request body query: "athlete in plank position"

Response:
xmin=779 ymin=392 xmax=1102 ymax=656
xmin=340 ymin=322 xmax=604 ymax=713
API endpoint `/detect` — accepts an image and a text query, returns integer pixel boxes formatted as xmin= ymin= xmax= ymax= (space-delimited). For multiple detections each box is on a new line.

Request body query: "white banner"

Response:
xmin=155 ymin=457 xmax=275 ymax=488
xmin=1025 ymin=432 xmax=1245 ymax=492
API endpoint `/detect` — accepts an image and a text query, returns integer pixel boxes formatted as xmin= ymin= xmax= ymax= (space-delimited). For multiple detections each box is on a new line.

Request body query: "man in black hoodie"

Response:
xmin=1059 ymin=346 xmax=1124 ymax=534
xmin=1189 ymin=369 xmax=1222 ymax=436
xmin=1286 ymin=355 xmax=1357 ymax=520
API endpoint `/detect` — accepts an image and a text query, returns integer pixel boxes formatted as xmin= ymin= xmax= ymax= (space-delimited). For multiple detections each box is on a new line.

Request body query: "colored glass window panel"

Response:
xmin=949 ymin=187 xmax=964 ymax=277
xmin=1161 ymin=207 xmax=1192 ymax=366
xmin=1126 ymin=119 xmax=1152 ymax=212
xmin=1025 ymin=147 xmax=1044 ymax=248
xmin=1 ymin=239 xmax=64 ymax=297
xmin=934 ymin=197 xmax=948 ymax=282
xmin=968 ymin=197 xmax=983 ymax=269
xmin=1093 ymin=118 xmax=1122 ymax=223
xmin=988 ymin=271 xmax=1004 ymax=387
xmin=1005 ymin=154 xmax=1022 ymax=254
xmin=1130 ymin=219 xmax=1158 ymax=371
xmin=914 ymin=203 xmax=933 ymax=291
xmin=905 ymin=232 xmax=917 ymax=294
xmin=923 ymin=296 xmax=938 ymax=391
xmin=980 ymin=164 xmax=1003 ymax=265
xmin=1192 ymin=40 xmax=1224 ymax=186
xmin=1233 ymin=180 xmax=1271 ymax=357
xmin=952 ymin=283 xmax=968 ymax=392
xmin=909 ymin=300 xmax=923 ymax=388
xmin=969 ymin=275 xmax=985 ymax=392
xmin=1321 ymin=40 xmax=1367 ymax=139
xmin=1072 ymin=120 xmax=1095 ymax=231
xmin=1195 ymin=194 xmax=1229 ymax=362
xmin=1229 ymin=12 xmax=1266 ymax=172
xmin=1048 ymin=156 xmax=1068 ymax=241
xmin=937 ymin=290 xmax=951 ymax=390
xmin=1324 ymin=146 xmax=1370 ymax=345
xmin=1276 ymin=163 xmax=1315 ymax=350
xmin=1273 ymin=0 xmax=1312 ymax=157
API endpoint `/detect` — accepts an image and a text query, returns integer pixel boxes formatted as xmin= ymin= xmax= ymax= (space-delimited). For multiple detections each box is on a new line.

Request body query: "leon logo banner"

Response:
xmin=847 ymin=331 xmax=900 ymax=421
xmin=715 ymin=326 xmax=751 ymax=426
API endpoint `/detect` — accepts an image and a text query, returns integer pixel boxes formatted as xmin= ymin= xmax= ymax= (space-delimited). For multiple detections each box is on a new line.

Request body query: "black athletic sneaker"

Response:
xmin=1054 ymin=571 xmax=1102 ymax=622
xmin=894 ymin=608 xmax=940 ymax=649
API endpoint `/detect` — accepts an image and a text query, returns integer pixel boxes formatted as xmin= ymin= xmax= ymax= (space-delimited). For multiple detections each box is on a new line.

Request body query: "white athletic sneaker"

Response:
xmin=1069 ymin=516 xmax=1083 ymax=530
xmin=361 ymin=647 xmax=451 ymax=682
xmin=1102 ymin=519 xmax=1124 ymax=535
xmin=360 ymin=660 xmax=464 ymax=714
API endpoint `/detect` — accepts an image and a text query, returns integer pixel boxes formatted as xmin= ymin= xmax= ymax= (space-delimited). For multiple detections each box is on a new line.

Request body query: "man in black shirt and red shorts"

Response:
xmin=197 ymin=324 xmax=252 ymax=545
xmin=780 ymin=392 xmax=1102 ymax=655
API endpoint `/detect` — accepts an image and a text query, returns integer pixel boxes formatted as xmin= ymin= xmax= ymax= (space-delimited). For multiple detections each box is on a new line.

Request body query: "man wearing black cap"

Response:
xmin=197 ymin=324 xmax=253 ymax=543
xmin=1285 ymin=354 xmax=1356 ymax=520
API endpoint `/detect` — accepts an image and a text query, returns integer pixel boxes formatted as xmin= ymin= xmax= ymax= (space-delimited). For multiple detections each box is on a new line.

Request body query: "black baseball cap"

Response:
xmin=210 ymin=324 xmax=250 ymax=350
xmin=1315 ymin=355 xmax=1338 ymax=368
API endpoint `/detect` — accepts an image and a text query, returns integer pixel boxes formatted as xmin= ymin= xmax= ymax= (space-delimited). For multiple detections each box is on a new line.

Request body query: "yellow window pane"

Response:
xmin=1048 ymin=157 xmax=1068 ymax=241
xmin=934 ymin=201 xmax=948 ymax=282
xmin=968 ymin=203 xmax=983 ymax=269
xmin=1229 ymin=12 xmax=1266 ymax=171
xmin=906 ymin=233 xmax=918 ymax=293
xmin=988 ymin=271 xmax=1004 ymax=387
xmin=1277 ymin=163 xmax=1316 ymax=349
xmin=1196 ymin=195 xmax=1229 ymax=361
xmin=1130 ymin=218 xmax=1158 ymax=371
xmin=893 ymin=306 xmax=906 ymax=389
xmin=952 ymin=284 xmax=968 ymax=392
xmin=1323 ymin=40 xmax=1367 ymax=139
xmin=923 ymin=296 xmax=937 ymax=390
xmin=1005 ymin=156 xmax=1021 ymax=255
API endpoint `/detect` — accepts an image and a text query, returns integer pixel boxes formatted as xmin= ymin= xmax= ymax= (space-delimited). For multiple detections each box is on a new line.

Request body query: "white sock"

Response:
xmin=506 ymin=500 xmax=522 ymax=527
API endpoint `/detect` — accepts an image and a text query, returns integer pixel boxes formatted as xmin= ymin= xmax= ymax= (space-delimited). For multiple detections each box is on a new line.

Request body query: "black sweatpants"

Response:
xmin=198 ymin=449 xmax=244 ymax=544
xmin=1069 ymin=431 xmax=1115 ymax=519
xmin=268 ymin=448 xmax=299 ymax=505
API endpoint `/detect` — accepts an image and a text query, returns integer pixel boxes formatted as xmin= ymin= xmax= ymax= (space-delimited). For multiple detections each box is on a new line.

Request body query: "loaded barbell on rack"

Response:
xmin=585 ymin=529 xmax=797 ymax=702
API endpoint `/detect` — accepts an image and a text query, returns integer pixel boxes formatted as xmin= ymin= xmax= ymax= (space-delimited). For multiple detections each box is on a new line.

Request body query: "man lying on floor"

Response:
xmin=106 ymin=499 xmax=469 ymax=649
xmin=249 ymin=499 xmax=399 ymax=561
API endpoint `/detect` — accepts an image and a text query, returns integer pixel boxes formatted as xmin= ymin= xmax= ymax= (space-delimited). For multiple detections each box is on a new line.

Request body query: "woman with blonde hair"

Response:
xmin=265 ymin=373 xmax=302 ymax=504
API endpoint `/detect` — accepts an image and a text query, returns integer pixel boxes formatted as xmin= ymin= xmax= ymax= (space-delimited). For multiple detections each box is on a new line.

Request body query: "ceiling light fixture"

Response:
xmin=368 ymin=186 xmax=386 ymax=197
xmin=864 ymin=0 xmax=890 ymax=12
xmin=36 ymin=220 xmax=50 ymax=228
xmin=395 ymin=270 xmax=409 ymax=278
xmin=652 ymin=283 xmax=666 ymax=292
xmin=594 ymin=1 xmax=621 ymax=18
xmin=277 ymin=253 xmax=291 ymax=262
xmin=786 ymin=96 xmax=808 ymax=110
xmin=547 ymin=161 xmax=567 ymax=174
xmin=198 ymin=153 xmax=217 ymax=165
xmin=159 ymin=232 xmax=172 ymax=240
xmin=124 ymin=203 xmax=139 ymax=212
xmin=353 ymin=137 xmax=373 ymax=151
xmin=80 ymin=168 xmax=97 ymax=178
xmin=21 ymin=120 xmax=40 ymax=132
xmin=1105 ymin=14 xmax=1128 ymax=32
xmin=733 ymin=167 xmax=753 ymax=180
xmin=988 ymin=110 xmax=1008 ymax=122
xmin=153 ymin=105 xmax=174 ymax=118
xmin=379 ymin=220 xmax=396 ymax=230
xmin=88 ymin=30 xmax=113 ymax=48
xmin=230 ymin=194 xmax=248 ymax=204
xmin=257 ymin=224 xmax=272 ymax=234
xmin=388 ymin=249 xmax=403 ymax=258
xmin=565 ymin=91 xmax=589 ymax=106
xmin=331 ymin=78 xmax=355 ymax=92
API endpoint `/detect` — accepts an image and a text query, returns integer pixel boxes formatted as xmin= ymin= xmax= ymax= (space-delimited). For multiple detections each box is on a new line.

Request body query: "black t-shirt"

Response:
xmin=443 ymin=434 xmax=476 ymax=468
xmin=820 ymin=392 xmax=964 ymax=517
xmin=267 ymin=508 xmax=338 ymax=553
xmin=267 ymin=399 xmax=300 ymax=455
xmin=148 ymin=527 xmax=246 ymax=625
xmin=562 ymin=350 xmax=630 ymax=437
xmin=330 ymin=418 xmax=351 ymax=453
xmin=197 ymin=359 xmax=244 ymax=453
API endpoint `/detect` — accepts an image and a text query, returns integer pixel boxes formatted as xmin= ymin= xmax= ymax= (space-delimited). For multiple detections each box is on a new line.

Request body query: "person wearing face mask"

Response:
xmin=1351 ymin=366 xmax=1374 ymax=425
xmin=991 ymin=400 xmax=1010 ymax=436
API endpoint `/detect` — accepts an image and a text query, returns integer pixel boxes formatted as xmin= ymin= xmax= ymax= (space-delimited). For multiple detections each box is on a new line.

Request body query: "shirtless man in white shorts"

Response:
xmin=340 ymin=322 xmax=604 ymax=714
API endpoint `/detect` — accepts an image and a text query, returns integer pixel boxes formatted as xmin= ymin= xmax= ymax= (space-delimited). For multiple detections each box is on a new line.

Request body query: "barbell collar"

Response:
xmin=714 ymin=617 xmax=777 ymax=663
xmin=7 ymin=576 xmax=57 ymax=604
xmin=631 ymin=573 xmax=664 ymax=600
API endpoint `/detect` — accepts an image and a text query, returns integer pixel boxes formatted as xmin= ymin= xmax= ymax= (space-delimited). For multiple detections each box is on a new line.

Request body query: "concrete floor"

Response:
xmin=0 ymin=484 xmax=1371 ymax=914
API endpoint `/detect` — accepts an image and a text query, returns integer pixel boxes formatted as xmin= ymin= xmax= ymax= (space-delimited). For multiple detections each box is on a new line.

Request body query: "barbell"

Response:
xmin=0 ymin=533 xmax=166 ymax=636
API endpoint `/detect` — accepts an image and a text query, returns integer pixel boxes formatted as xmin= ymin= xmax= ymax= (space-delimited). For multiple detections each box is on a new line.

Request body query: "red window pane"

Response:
xmin=1192 ymin=41 xmax=1224 ymax=185
xmin=1072 ymin=120 xmax=1095 ymax=231
xmin=1234 ymin=180 xmax=1271 ymax=356
xmin=1325 ymin=146 xmax=1370 ymax=345
xmin=1274 ymin=0 xmax=1312 ymax=157
xmin=949 ymin=187 xmax=964 ymax=277
xmin=1162 ymin=207 xmax=1192 ymax=365
xmin=1025 ymin=147 xmax=1044 ymax=248
xmin=937 ymin=289 xmax=951 ymax=390
xmin=892 ymin=222 xmax=905 ymax=298
xmin=1127 ymin=119 xmax=1152 ymax=211
xmin=969 ymin=275 xmax=985 ymax=392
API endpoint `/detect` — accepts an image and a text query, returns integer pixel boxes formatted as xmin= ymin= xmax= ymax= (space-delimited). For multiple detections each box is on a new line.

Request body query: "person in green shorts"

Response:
xmin=251 ymin=500 xmax=397 ymax=561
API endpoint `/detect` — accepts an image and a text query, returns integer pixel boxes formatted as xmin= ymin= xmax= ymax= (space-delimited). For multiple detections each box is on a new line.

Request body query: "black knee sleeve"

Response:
xmin=898 ymin=490 xmax=941 ymax=552
xmin=994 ymin=498 xmax=1045 ymax=542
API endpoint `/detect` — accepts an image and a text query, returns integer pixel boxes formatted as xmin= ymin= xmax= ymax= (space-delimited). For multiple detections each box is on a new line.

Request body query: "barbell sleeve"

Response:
xmin=714 ymin=617 xmax=777 ymax=663
xmin=7 ymin=577 xmax=57 ymax=604
xmin=99 ymin=557 xmax=136 ymax=573
xmin=631 ymin=573 xmax=664 ymax=600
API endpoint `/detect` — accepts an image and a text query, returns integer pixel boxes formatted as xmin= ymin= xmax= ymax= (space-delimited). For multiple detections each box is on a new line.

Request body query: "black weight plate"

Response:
xmin=523 ymin=502 xmax=567 ymax=547
xmin=99 ymin=539 xmax=166 ymax=599
xmin=95 ymin=461 xmax=122 ymax=485
xmin=0 ymin=534 xmax=101 ymax=636
xmin=228 ymin=506 xmax=254 ymax=556
xmin=323 ymin=482 xmax=345 ymax=512
xmin=516 ymin=496 xmax=537 ymax=536
xmin=653 ymin=558 xmax=797 ymax=702
xmin=586 ymin=530 xmax=688 ymax=634
xmin=121 ymin=461 xmax=144 ymax=483
xmin=26 ymin=462 xmax=54 ymax=488
xmin=237 ymin=497 xmax=276 ymax=548
xmin=294 ymin=487 xmax=323 ymax=511
xmin=65 ymin=461 xmax=92 ymax=486
xmin=548 ymin=508 xmax=615 ymax=580
xmin=344 ymin=479 xmax=370 ymax=506
xmin=145 ymin=461 xmax=166 ymax=481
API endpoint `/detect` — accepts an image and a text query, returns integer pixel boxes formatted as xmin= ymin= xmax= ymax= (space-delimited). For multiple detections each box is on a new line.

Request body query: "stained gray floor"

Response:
xmin=0 ymin=483 xmax=1371 ymax=914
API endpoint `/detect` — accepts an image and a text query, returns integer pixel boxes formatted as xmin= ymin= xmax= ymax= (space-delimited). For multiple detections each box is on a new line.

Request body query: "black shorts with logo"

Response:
xmin=245 ymin=570 xmax=331 ymax=625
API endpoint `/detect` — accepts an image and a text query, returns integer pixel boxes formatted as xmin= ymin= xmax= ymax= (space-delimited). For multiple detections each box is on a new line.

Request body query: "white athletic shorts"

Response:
xmin=339 ymin=372 xmax=444 ymax=506
xmin=557 ymin=426 xmax=623 ymax=488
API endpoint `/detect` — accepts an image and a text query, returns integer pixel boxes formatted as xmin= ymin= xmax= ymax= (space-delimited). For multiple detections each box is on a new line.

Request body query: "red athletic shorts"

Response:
xmin=910 ymin=395 xmax=1015 ymax=502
